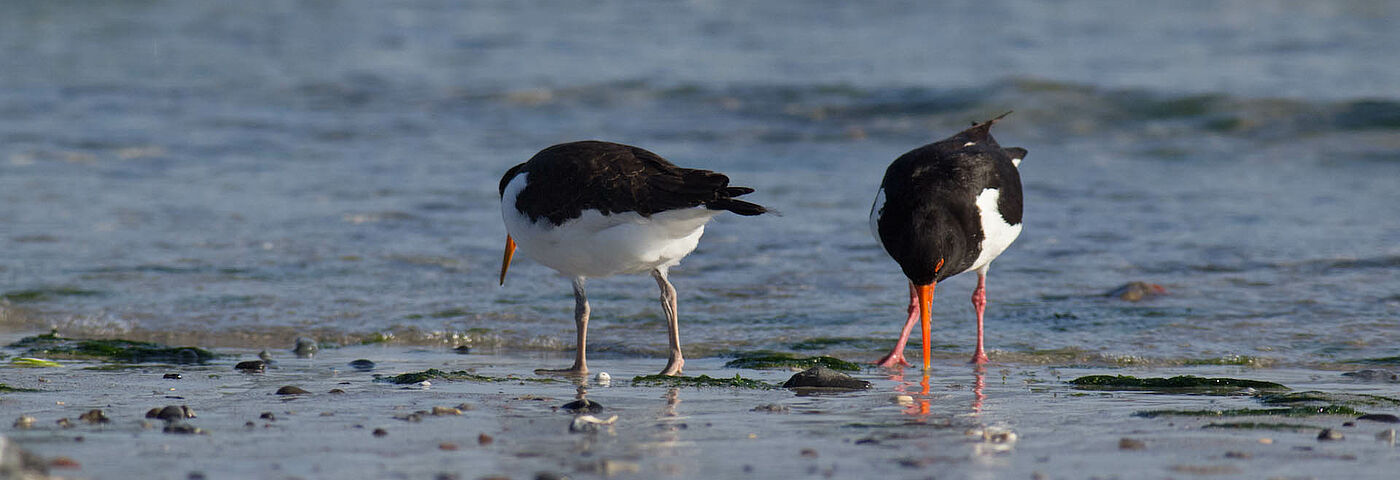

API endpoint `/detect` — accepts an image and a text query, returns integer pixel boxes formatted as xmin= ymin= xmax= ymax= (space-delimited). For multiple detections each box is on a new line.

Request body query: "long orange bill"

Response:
xmin=917 ymin=282 xmax=936 ymax=371
xmin=498 ymin=235 xmax=516 ymax=286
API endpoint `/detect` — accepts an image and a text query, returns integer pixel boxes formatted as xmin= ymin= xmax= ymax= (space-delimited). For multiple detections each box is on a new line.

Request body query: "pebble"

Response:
xmin=1317 ymin=428 xmax=1345 ymax=441
xmin=431 ymin=406 xmax=462 ymax=416
xmin=48 ymin=456 xmax=81 ymax=469
xmin=593 ymin=372 xmax=611 ymax=385
xmin=534 ymin=472 xmax=570 ymax=480
xmin=455 ymin=403 xmax=475 ymax=411
xmin=751 ymin=404 xmax=790 ymax=413
xmin=561 ymin=399 xmax=604 ymax=414
xmin=328 ymin=388 xmax=346 ymax=394
xmin=478 ymin=433 xmax=494 ymax=445
xmin=260 ymin=412 xmax=276 ymax=421
xmin=1106 ymin=281 xmax=1167 ymax=301
xmin=348 ymin=359 xmax=376 ymax=371
xmin=569 ymin=414 xmax=618 ymax=434
xmin=892 ymin=395 xmax=915 ymax=406
xmin=163 ymin=422 xmax=205 ymax=435
xmin=438 ymin=442 xmax=458 ymax=451
xmin=276 ymin=385 xmax=311 ymax=395
xmin=292 ymin=337 xmax=318 ymax=358
xmin=12 ymin=416 xmax=36 ymax=429
xmin=1224 ymin=451 xmax=1252 ymax=459
xmin=1357 ymin=413 xmax=1400 ymax=423
xmin=452 ymin=345 xmax=472 ymax=354
xmin=56 ymin=418 xmax=73 ymax=429
xmin=78 ymin=409 xmax=109 ymax=424
xmin=149 ymin=405 xmax=197 ymax=422
xmin=781 ymin=366 xmax=872 ymax=392
xmin=372 ymin=428 xmax=388 ymax=437
xmin=1119 ymin=438 xmax=1146 ymax=450
xmin=163 ymin=373 xmax=182 ymax=379
xmin=393 ymin=413 xmax=423 ymax=422
xmin=799 ymin=448 xmax=818 ymax=458
xmin=1341 ymin=369 xmax=1400 ymax=383
xmin=234 ymin=360 xmax=266 ymax=373
xmin=601 ymin=460 xmax=639 ymax=476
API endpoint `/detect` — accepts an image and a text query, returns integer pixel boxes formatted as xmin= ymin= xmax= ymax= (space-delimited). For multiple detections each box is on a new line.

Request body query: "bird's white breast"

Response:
xmin=501 ymin=173 xmax=719 ymax=278
xmin=966 ymin=187 xmax=1021 ymax=274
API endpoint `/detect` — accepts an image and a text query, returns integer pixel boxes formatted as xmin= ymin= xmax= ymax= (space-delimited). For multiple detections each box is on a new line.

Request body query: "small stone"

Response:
xmin=534 ymin=472 xmax=569 ymax=480
xmin=153 ymin=405 xmax=195 ymax=421
xmin=328 ymin=388 xmax=346 ymax=394
xmin=455 ymin=403 xmax=475 ymax=411
xmin=163 ymin=373 xmax=182 ymax=379
xmin=276 ymin=385 xmax=310 ymax=395
xmin=56 ymin=418 xmax=72 ymax=429
xmin=431 ymin=406 xmax=462 ymax=416
xmin=561 ymin=399 xmax=603 ymax=414
xmin=1106 ymin=281 xmax=1166 ymax=301
xmin=319 ymin=412 xmax=334 ymax=417
xmin=348 ymin=359 xmax=376 ymax=371
xmin=435 ymin=474 xmax=460 ymax=480
xmin=235 ymin=360 xmax=266 ymax=372
xmin=49 ymin=457 xmax=81 ymax=469
xmin=1318 ymin=428 xmax=1345 ymax=441
xmin=438 ymin=442 xmax=459 ymax=451
xmin=892 ymin=395 xmax=915 ymax=406
xmin=1119 ymin=438 xmax=1147 ymax=450
xmin=593 ymin=372 xmax=611 ymax=385
xmin=188 ymin=472 xmax=207 ymax=480
xmin=244 ymin=421 xmax=255 ymax=429
xmin=1258 ymin=438 xmax=1273 ymax=444
xmin=800 ymin=448 xmax=818 ymax=458
xmin=452 ymin=345 xmax=472 ymax=354
xmin=478 ymin=433 xmax=494 ymax=445
xmin=1343 ymin=421 xmax=1356 ymax=427
xmin=78 ymin=409 xmax=109 ymax=424
xmin=781 ymin=366 xmax=872 ymax=392
xmin=163 ymin=421 xmax=204 ymax=435
xmin=1357 ymin=414 xmax=1400 ymax=423
xmin=372 ymin=428 xmax=388 ymax=437
xmin=260 ymin=412 xmax=276 ymax=421
xmin=752 ymin=403 xmax=790 ymax=413
xmin=1342 ymin=369 xmax=1400 ymax=383
xmin=293 ymin=337 xmax=318 ymax=358
xmin=13 ymin=416 xmax=36 ymax=429
xmin=569 ymin=414 xmax=618 ymax=433
xmin=601 ymin=460 xmax=639 ymax=476
xmin=1224 ymin=451 xmax=1252 ymax=459
xmin=393 ymin=413 xmax=423 ymax=422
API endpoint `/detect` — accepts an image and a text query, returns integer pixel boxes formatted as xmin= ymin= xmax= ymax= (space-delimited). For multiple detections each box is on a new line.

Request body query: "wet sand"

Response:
xmin=4 ymin=330 xmax=1399 ymax=480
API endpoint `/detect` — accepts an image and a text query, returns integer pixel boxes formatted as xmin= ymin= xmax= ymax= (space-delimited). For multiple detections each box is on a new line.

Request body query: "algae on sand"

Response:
xmin=1258 ymin=391 xmax=1400 ymax=408
xmin=373 ymin=368 xmax=560 ymax=385
xmin=1135 ymin=405 xmax=1363 ymax=418
xmin=1069 ymin=375 xmax=1287 ymax=394
xmin=631 ymin=374 xmax=775 ymax=389
xmin=8 ymin=332 xmax=216 ymax=364
xmin=723 ymin=351 xmax=861 ymax=372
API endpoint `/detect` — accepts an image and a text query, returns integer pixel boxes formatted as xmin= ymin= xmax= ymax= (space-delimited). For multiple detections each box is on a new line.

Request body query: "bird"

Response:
xmin=498 ymin=140 xmax=767 ymax=376
xmin=868 ymin=113 xmax=1026 ymax=369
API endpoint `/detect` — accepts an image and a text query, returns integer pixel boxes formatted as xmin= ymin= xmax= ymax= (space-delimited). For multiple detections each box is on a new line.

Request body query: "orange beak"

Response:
xmin=498 ymin=235 xmax=516 ymax=286
xmin=917 ymin=283 xmax=935 ymax=370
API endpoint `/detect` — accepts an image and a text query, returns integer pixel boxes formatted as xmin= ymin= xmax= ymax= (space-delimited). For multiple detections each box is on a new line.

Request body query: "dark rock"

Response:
xmin=152 ymin=405 xmax=196 ymax=422
xmin=260 ymin=412 xmax=276 ymax=421
xmin=453 ymin=345 xmax=472 ymax=354
xmin=372 ymin=428 xmax=388 ymax=437
xmin=561 ymin=399 xmax=603 ymax=414
xmin=1106 ymin=282 xmax=1166 ymax=302
xmin=1317 ymin=428 xmax=1345 ymax=441
xmin=163 ymin=422 xmax=204 ymax=435
xmin=1357 ymin=413 xmax=1400 ymax=423
xmin=163 ymin=373 xmax=182 ymax=379
xmin=534 ymin=472 xmax=569 ymax=480
xmin=292 ymin=337 xmax=318 ymax=358
xmin=1342 ymin=369 xmax=1400 ymax=383
xmin=1119 ymin=438 xmax=1146 ymax=450
xmin=55 ymin=418 xmax=72 ymax=429
xmin=235 ymin=360 xmax=266 ymax=372
xmin=1224 ymin=451 xmax=1252 ymax=459
xmin=276 ymin=385 xmax=310 ymax=395
xmin=752 ymin=403 xmax=790 ymax=413
xmin=328 ymin=388 xmax=346 ymax=394
xmin=78 ymin=409 xmax=109 ymax=424
xmin=782 ymin=366 xmax=872 ymax=392
xmin=348 ymin=359 xmax=376 ymax=371
xmin=478 ymin=433 xmax=493 ymax=445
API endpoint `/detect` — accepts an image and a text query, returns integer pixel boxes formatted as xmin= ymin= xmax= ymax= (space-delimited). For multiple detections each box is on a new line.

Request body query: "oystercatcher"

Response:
xmin=498 ymin=141 xmax=766 ymax=376
xmin=869 ymin=114 xmax=1026 ymax=369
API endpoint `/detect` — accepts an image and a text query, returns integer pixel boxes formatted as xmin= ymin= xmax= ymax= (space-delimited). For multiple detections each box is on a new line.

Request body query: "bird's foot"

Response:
xmin=968 ymin=352 xmax=989 ymax=365
xmin=534 ymin=365 xmax=588 ymax=377
xmin=657 ymin=358 xmax=684 ymax=376
xmin=874 ymin=353 xmax=911 ymax=369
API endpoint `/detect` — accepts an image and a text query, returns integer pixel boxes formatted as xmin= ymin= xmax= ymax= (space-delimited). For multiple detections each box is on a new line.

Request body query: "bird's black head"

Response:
xmin=498 ymin=163 xmax=526 ymax=198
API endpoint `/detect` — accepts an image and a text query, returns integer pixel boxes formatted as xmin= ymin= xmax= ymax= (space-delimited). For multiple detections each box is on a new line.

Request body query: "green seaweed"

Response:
xmin=1202 ymin=422 xmax=1320 ymax=431
xmin=1135 ymin=405 xmax=1363 ymax=418
xmin=1069 ymin=375 xmax=1287 ymax=394
xmin=373 ymin=369 xmax=559 ymax=385
xmin=1344 ymin=356 xmax=1400 ymax=366
xmin=9 ymin=332 xmax=215 ymax=364
xmin=2 ymin=286 xmax=102 ymax=303
xmin=0 ymin=383 xmax=40 ymax=393
xmin=9 ymin=357 xmax=61 ymax=367
xmin=724 ymin=351 xmax=861 ymax=372
xmin=631 ymin=374 xmax=775 ymax=389
xmin=1258 ymin=391 xmax=1400 ymax=408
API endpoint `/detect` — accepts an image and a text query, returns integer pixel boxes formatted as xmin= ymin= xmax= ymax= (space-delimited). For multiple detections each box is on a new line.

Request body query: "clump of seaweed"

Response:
xmin=1135 ymin=405 xmax=1363 ymax=418
xmin=373 ymin=368 xmax=559 ymax=385
xmin=724 ymin=351 xmax=861 ymax=372
xmin=9 ymin=331 xmax=215 ymax=364
xmin=1257 ymin=391 xmax=1400 ymax=408
xmin=631 ymin=374 xmax=775 ymax=389
xmin=1069 ymin=375 xmax=1287 ymax=394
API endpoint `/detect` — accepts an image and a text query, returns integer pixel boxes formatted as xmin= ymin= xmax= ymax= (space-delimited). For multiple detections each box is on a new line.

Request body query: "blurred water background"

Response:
xmin=2 ymin=0 xmax=1398 ymax=367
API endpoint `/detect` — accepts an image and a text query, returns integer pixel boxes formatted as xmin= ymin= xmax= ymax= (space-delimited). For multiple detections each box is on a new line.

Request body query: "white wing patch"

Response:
xmin=965 ymin=188 xmax=1022 ymax=274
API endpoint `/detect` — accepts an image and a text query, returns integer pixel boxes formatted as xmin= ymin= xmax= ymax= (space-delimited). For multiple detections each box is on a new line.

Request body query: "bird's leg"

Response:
xmin=535 ymin=277 xmax=589 ymax=376
xmin=653 ymin=268 xmax=684 ymax=376
xmin=969 ymin=269 xmax=989 ymax=365
xmin=875 ymin=282 xmax=919 ymax=368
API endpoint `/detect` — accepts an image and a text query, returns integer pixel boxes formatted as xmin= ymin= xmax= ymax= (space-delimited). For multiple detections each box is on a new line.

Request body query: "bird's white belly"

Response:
xmin=501 ymin=177 xmax=717 ymax=278
xmin=966 ymin=187 xmax=1021 ymax=274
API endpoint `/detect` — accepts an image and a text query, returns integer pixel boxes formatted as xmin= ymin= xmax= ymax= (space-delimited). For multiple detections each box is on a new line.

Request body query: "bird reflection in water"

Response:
xmin=888 ymin=365 xmax=988 ymax=416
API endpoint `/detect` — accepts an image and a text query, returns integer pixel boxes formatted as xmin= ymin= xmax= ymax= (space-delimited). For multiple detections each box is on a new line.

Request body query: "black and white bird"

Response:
xmin=869 ymin=114 xmax=1026 ymax=369
xmin=498 ymin=141 xmax=766 ymax=376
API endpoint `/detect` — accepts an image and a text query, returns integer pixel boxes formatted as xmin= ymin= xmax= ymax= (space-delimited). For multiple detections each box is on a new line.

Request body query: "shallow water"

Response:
xmin=1 ymin=1 xmax=1400 ymax=476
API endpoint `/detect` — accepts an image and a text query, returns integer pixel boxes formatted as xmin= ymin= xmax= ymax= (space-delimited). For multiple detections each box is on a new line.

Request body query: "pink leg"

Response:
xmin=970 ymin=270 xmax=989 ymax=364
xmin=875 ymin=282 xmax=919 ymax=368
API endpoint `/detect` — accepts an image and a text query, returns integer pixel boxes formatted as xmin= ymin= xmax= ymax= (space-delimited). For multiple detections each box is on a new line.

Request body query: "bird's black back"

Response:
xmin=500 ymin=141 xmax=767 ymax=226
xmin=874 ymin=119 xmax=1025 ymax=285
